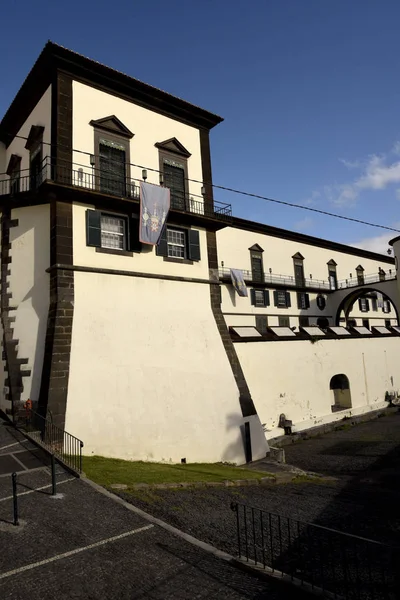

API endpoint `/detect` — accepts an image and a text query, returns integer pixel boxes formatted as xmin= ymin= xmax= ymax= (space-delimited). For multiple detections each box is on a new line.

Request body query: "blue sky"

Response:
xmin=1 ymin=0 xmax=400 ymax=254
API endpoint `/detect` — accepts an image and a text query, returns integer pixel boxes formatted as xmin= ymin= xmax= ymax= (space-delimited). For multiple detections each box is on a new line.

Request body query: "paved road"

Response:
xmin=0 ymin=419 xmax=307 ymax=599
xmin=124 ymin=412 xmax=400 ymax=552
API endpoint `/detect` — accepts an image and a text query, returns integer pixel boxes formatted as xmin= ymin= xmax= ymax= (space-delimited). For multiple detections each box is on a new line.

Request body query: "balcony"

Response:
xmin=0 ymin=156 xmax=232 ymax=222
xmin=219 ymin=267 xmax=397 ymax=291
xmin=218 ymin=267 xmax=331 ymax=290
xmin=337 ymin=272 xmax=396 ymax=288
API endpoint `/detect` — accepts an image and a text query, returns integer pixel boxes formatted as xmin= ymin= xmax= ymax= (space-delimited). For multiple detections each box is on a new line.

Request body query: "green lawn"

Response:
xmin=83 ymin=456 xmax=272 ymax=487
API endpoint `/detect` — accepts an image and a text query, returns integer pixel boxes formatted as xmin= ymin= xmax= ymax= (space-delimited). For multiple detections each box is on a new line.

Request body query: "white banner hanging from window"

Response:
xmin=230 ymin=269 xmax=248 ymax=297
xmin=139 ymin=182 xmax=170 ymax=245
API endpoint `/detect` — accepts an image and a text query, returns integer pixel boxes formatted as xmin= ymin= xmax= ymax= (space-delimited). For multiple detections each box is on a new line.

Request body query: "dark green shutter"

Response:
xmin=273 ymin=291 xmax=279 ymax=307
xmin=128 ymin=215 xmax=142 ymax=253
xmin=156 ymin=227 xmax=168 ymax=257
xmin=305 ymin=294 xmax=310 ymax=309
xmin=387 ymin=302 xmax=391 ymax=313
xmin=286 ymin=291 xmax=291 ymax=308
xmin=86 ymin=210 xmax=101 ymax=247
xmin=250 ymin=289 xmax=256 ymax=305
xmin=263 ymin=290 xmax=270 ymax=306
xmin=358 ymin=299 xmax=363 ymax=311
xmin=188 ymin=229 xmax=201 ymax=261
xmin=297 ymin=292 xmax=302 ymax=309
xmin=366 ymin=299 xmax=370 ymax=311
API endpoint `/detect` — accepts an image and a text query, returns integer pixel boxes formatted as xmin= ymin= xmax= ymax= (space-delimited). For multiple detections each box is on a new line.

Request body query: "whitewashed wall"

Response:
xmin=72 ymin=81 xmax=204 ymax=202
xmin=9 ymin=205 xmax=50 ymax=402
xmin=3 ymin=86 xmax=52 ymax=181
xmin=66 ymin=271 xmax=268 ymax=464
xmin=236 ymin=336 xmax=400 ymax=439
xmin=73 ymin=202 xmax=209 ymax=279
xmin=217 ymin=227 xmax=394 ymax=286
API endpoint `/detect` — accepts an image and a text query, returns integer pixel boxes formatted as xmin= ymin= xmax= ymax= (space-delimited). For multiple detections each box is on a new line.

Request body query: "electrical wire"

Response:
xmin=3 ymin=133 xmax=400 ymax=234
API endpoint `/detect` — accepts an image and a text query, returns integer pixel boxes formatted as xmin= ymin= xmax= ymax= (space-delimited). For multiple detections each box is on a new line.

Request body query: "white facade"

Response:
xmin=72 ymin=81 xmax=204 ymax=205
xmin=66 ymin=269 xmax=266 ymax=463
xmin=0 ymin=86 xmax=52 ymax=181
xmin=1 ymin=42 xmax=399 ymax=465
xmin=236 ymin=336 xmax=399 ymax=439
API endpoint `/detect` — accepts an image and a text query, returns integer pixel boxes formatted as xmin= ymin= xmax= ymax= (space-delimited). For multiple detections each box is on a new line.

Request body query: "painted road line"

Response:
xmin=0 ymin=478 xmax=76 ymax=502
xmin=0 ymin=440 xmax=29 ymax=451
xmin=0 ymin=525 xmax=154 ymax=580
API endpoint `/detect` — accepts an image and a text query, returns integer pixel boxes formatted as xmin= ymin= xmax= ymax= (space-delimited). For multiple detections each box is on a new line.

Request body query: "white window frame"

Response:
xmin=167 ymin=227 xmax=186 ymax=259
xmin=100 ymin=213 xmax=127 ymax=251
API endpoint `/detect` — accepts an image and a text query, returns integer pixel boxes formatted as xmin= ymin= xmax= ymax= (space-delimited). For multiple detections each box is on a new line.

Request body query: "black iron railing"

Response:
xmin=231 ymin=502 xmax=399 ymax=599
xmin=219 ymin=267 xmax=331 ymax=290
xmin=25 ymin=410 xmax=83 ymax=474
xmin=337 ymin=272 xmax=396 ymax=289
xmin=0 ymin=156 xmax=232 ymax=221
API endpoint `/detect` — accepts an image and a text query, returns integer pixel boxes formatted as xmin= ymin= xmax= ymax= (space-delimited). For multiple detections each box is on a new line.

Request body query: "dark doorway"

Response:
xmin=330 ymin=374 xmax=351 ymax=412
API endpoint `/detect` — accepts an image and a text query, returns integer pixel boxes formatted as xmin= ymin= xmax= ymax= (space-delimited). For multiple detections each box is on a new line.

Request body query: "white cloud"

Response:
xmin=294 ymin=216 xmax=314 ymax=231
xmin=326 ymin=147 xmax=400 ymax=206
xmin=304 ymin=190 xmax=320 ymax=206
xmin=350 ymin=224 xmax=400 ymax=255
xmin=392 ymin=141 xmax=400 ymax=156
xmin=339 ymin=158 xmax=362 ymax=170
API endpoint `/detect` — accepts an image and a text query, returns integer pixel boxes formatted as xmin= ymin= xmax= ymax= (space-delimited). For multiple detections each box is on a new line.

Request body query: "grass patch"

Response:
xmin=83 ymin=456 xmax=272 ymax=487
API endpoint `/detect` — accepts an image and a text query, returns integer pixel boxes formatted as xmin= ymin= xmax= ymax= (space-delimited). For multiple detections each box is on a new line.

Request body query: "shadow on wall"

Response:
xmin=221 ymin=412 xmax=266 ymax=465
xmin=12 ymin=211 xmax=50 ymax=403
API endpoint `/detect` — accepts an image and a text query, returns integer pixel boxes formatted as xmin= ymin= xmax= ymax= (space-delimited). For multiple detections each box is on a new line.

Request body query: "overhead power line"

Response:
xmin=3 ymin=133 xmax=400 ymax=234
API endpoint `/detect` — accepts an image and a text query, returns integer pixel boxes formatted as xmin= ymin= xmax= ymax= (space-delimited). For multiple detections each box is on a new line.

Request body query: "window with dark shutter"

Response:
xmin=274 ymin=290 xmax=290 ymax=308
xmin=86 ymin=210 xmax=102 ymax=247
xmin=188 ymin=229 xmax=200 ymax=261
xmin=383 ymin=300 xmax=391 ymax=313
xmin=299 ymin=316 xmax=309 ymax=327
xmin=359 ymin=298 xmax=369 ymax=312
xmin=156 ymin=227 xmax=200 ymax=262
xmin=316 ymin=295 xmax=326 ymax=310
xmin=86 ymin=209 xmax=132 ymax=252
xmin=163 ymin=162 xmax=186 ymax=210
xmin=251 ymin=289 xmax=269 ymax=307
xmin=156 ymin=228 xmax=168 ymax=257
xmin=297 ymin=292 xmax=309 ymax=309
xmin=128 ymin=215 xmax=142 ymax=253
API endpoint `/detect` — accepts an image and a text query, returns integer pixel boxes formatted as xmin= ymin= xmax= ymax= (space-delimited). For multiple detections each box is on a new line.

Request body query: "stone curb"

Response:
xmin=110 ymin=476 xmax=275 ymax=491
xmin=82 ymin=476 xmax=327 ymax=598
xmin=268 ymin=406 xmax=398 ymax=448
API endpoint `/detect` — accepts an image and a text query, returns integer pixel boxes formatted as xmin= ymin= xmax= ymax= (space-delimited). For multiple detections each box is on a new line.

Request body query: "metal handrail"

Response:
xmin=0 ymin=155 xmax=232 ymax=220
xmin=337 ymin=272 xmax=396 ymax=288
xmin=218 ymin=267 xmax=331 ymax=290
xmin=24 ymin=410 xmax=83 ymax=474
xmin=231 ymin=501 xmax=398 ymax=599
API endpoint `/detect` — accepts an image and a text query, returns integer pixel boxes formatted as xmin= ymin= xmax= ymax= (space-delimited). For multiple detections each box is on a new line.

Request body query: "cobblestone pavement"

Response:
xmin=0 ymin=419 xmax=309 ymax=599
xmin=123 ymin=411 xmax=400 ymax=553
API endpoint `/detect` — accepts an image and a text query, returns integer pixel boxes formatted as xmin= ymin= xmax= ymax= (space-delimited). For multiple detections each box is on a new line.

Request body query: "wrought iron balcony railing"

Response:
xmin=0 ymin=156 xmax=232 ymax=221
xmin=218 ymin=267 xmax=331 ymax=290
xmin=337 ymin=271 xmax=396 ymax=288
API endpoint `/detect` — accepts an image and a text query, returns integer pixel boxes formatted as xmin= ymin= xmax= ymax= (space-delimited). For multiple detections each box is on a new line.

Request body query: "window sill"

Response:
xmin=96 ymin=247 xmax=133 ymax=257
xmin=163 ymin=257 xmax=194 ymax=265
